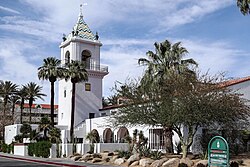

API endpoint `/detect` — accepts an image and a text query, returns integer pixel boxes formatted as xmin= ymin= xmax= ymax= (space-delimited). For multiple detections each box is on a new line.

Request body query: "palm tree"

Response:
xmin=38 ymin=57 xmax=64 ymax=126
xmin=18 ymin=86 xmax=27 ymax=124
xmin=237 ymin=0 xmax=250 ymax=15
xmin=138 ymin=40 xmax=197 ymax=153
xmin=39 ymin=116 xmax=51 ymax=139
xmin=0 ymin=81 xmax=18 ymax=140
xmin=23 ymin=82 xmax=46 ymax=123
xmin=9 ymin=94 xmax=20 ymax=123
xmin=138 ymin=40 xmax=197 ymax=86
xmin=64 ymin=60 xmax=88 ymax=143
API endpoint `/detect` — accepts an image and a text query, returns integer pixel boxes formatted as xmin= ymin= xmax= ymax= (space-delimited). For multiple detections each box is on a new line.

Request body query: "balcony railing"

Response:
xmin=86 ymin=63 xmax=108 ymax=73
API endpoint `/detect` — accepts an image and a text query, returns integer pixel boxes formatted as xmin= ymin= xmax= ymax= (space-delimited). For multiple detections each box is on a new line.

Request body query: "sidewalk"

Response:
xmin=0 ymin=152 xmax=118 ymax=167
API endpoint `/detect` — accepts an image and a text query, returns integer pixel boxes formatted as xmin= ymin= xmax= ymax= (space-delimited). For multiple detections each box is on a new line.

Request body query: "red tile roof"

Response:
xmin=16 ymin=103 xmax=58 ymax=109
xmin=219 ymin=76 xmax=250 ymax=87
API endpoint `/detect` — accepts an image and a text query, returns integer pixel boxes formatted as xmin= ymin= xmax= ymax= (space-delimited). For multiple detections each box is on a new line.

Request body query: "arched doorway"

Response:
xmin=87 ymin=129 xmax=100 ymax=143
xmin=117 ymin=127 xmax=129 ymax=143
xmin=103 ymin=128 xmax=113 ymax=143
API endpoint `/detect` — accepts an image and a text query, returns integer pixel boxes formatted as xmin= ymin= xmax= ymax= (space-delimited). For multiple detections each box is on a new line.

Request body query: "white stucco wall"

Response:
xmin=58 ymin=37 xmax=107 ymax=129
xmin=5 ymin=124 xmax=38 ymax=145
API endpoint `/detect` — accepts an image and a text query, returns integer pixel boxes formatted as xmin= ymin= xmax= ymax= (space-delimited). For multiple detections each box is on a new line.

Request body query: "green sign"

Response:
xmin=208 ymin=136 xmax=229 ymax=167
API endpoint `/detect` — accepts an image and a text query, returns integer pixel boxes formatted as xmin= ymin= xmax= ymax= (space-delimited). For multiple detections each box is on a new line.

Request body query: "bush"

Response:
xmin=151 ymin=150 xmax=162 ymax=160
xmin=28 ymin=141 xmax=51 ymax=158
xmin=178 ymin=163 xmax=188 ymax=167
xmin=230 ymin=161 xmax=239 ymax=167
xmin=196 ymin=163 xmax=207 ymax=167
xmin=1 ymin=143 xmax=10 ymax=153
xmin=28 ymin=143 xmax=35 ymax=156
xmin=117 ymin=150 xmax=131 ymax=159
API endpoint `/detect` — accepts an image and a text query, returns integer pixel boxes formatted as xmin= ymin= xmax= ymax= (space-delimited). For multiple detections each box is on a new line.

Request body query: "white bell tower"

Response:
xmin=58 ymin=10 xmax=108 ymax=129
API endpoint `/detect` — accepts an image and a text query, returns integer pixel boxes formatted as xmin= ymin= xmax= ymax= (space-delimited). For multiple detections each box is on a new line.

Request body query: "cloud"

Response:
xmin=0 ymin=5 xmax=20 ymax=14
xmin=0 ymin=37 xmax=52 ymax=103
xmin=0 ymin=0 xmax=234 ymax=42
xmin=101 ymin=38 xmax=250 ymax=97
xmin=160 ymin=0 xmax=233 ymax=30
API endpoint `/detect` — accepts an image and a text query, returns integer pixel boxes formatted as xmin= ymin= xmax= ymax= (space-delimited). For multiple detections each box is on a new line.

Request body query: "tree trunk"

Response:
xmin=50 ymin=81 xmax=55 ymax=127
xmin=182 ymin=144 xmax=188 ymax=158
xmin=29 ymin=105 xmax=32 ymax=123
xmin=163 ymin=126 xmax=174 ymax=153
xmin=70 ymin=82 xmax=76 ymax=143
xmin=20 ymin=98 xmax=24 ymax=124
xmin=12 ymin=103 xmax=15 ymax=124
xmin=2 ymin=102 xmax=6 ymax=142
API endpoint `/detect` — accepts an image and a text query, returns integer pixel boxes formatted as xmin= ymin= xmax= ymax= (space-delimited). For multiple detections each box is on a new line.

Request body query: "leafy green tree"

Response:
xmin=64 ymin=60 xmax=88 ymax=143
xmin=111 ymin=73 xmax=250 ymax=158
xmin=23 ymin=82 xmax=46 ymax=123
xmin=38 ymin=57 xmax=64 ymax=126
xmin=237 ymin=0 xmax=250 ymax=15
xmin=39 ymin=116 xmax=51 ymax=139
xmin=20 ymin=123 xmax=32 ymax=137
xmin=137 ymin=40 xmax=197 ymax=153
xmin=49 ymin=127 xmax=61 ymax=143
xmin=0 ymin=81 xmax=18 ymax=140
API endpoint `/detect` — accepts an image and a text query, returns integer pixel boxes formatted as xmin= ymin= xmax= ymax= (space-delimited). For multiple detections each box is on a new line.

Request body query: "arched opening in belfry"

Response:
xmin=81 ymin=50 xmax=91 ymax=69
xmin=117 ymin=127 xmax=129 ymax=143
xmin=65 ymin=51 xmax=70 ymax=65
xmin=103 ymin=128 xmax=113 ymax=143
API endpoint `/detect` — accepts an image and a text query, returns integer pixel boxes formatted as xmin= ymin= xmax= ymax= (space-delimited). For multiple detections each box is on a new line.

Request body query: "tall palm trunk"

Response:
xmin=50 ymin=81 xmax=55 ymax=127
xmin=29 ymin=100 xmax=32 ymax=123
xmin=20 ymin=98 xmax=24 ymax=124
xmin=29 ymin=106 xmax=32 ymax=123
xmin=70 ymin=82 xmax=76 ymax=143
xmin=2 ymin=100 xmax=7 ymax=141
xmin=163 ymin=126 xmax=174 ymax=153
xmin=11 ymin=103 xmax=15 ymax=124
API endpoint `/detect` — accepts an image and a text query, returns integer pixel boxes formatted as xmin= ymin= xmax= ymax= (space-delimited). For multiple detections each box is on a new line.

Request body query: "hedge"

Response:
xmin=28 ymin=141 xmax=51 ymax=158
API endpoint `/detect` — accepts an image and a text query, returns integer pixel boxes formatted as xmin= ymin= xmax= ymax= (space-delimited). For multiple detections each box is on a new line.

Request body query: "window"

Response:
xmin=85 ymin=83 xmax=91 ymax=91
xmin=65 ymin=51 xmax=70 ymax=65
xmin=64 ymin=90 xmax=66 ymax=97
xmin=81 ymin=50 xmax=91 ymax=69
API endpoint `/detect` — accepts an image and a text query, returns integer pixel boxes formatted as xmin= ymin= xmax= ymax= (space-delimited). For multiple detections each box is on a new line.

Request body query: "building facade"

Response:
xmin=15 ymin=103 xmax=58 ymax=125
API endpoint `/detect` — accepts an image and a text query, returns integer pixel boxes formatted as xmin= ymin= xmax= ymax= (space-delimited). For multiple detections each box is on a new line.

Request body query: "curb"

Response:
xmin=0 ymin=154 xmax=86 ymax=167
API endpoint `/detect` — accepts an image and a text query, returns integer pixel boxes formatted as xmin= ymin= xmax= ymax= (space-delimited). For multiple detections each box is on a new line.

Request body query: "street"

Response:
xmin=0 ymin=156 xmax=60 ymax=167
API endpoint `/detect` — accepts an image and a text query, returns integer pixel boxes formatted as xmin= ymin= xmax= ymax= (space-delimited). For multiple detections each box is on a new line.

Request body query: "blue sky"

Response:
xmin=0 ymin=0 xmax=249 ymax=104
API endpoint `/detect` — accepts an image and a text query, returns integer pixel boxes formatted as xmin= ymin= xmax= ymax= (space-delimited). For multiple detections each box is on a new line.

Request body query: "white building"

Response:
xmin=58 ymin=10 xmax=108 ymax=129
xmin=5 ymin=8 xmax=250 ymax=154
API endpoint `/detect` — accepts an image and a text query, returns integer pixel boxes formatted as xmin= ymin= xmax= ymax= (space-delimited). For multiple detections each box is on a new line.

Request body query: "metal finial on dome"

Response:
xmin=80 ymin=4 xmax=83 ymax=15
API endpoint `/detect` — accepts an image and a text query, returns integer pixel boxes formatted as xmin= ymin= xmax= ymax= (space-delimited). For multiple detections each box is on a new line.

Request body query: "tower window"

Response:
xmin=64 ymin=90 xmax=66 ymax=97
xmin=65 ymin=51 xmax=70 ymax=65
xmin=85 ymin=83 xmax=91 ymax=91
xmin=81 ymin=50 xmax=91 ymax=69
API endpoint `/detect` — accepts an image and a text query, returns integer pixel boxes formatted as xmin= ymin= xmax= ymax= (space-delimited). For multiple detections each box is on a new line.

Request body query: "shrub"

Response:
xmin=1 ymin=143 xmax=10 ymax=153
xmin=230 ymin=161 xmax=239 ymax=167
xmin=20 ymin=123 xmax=32 ymax=135
xmin=178 ymin=163 xmax=188 ymax=167
xmin=28 ymin=141 xmax=51 ymax=158
xmin=28 ymin=143 xmax=35 ymax=156
xmin=140 ymin=146 xmax=151 ymax=158
xmin=151 ymin=150 xmax=162 ymax=160
xmin=117 ymin=150 xmax=131 ymax=159
xmin=236 ymin=159 xmax=244 ymax=165
xmin=14 ymin=134 xmax=23 ymax=143
xmin=196 ymin=163 xmax=207 ymax=167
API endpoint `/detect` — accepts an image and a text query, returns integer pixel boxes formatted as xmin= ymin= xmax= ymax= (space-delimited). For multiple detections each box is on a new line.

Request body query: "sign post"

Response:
xmin=208 ymin=136 xmax=229 ymax=167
